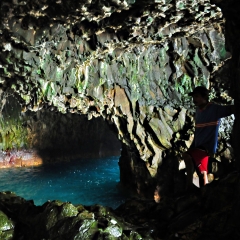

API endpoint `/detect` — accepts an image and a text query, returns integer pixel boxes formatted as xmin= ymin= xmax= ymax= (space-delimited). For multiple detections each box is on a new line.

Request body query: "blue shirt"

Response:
xmin=194 ymin=103 xmax=232 ymax=154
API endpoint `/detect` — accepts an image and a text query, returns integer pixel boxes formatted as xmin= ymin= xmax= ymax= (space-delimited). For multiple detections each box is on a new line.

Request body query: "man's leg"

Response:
xmin=201 ymin=171 xmax=209 ymax=186
xmin=182 ymin=152 xmax=194 ymax=190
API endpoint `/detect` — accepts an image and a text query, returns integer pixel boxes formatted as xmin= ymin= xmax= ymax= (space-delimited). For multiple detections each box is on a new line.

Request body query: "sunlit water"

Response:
xmin=0 ymin=156 xmax=128 ymax=209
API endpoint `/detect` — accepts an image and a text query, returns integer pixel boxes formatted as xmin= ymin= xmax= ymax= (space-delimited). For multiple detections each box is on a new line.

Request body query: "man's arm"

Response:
xmin=230 ymin=105 xmax=235 ymax=115
xmin=215 ymin=104 xmax=235 ymax=118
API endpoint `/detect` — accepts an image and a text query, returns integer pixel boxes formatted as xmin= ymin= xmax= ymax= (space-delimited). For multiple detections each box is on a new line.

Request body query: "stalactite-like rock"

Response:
xmin=0 ymin=0 xmax=239 ymax=238
xmin=0 ymin=0 xmax=235 ymax=194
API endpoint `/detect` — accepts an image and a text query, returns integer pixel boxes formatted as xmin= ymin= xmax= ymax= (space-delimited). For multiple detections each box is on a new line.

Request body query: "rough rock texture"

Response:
xmin=0 ymin=170 xmax=240 ymax=239
xmin=0 ymin=96 xmax=121 ymax=166
xmin=0 ymin=0 xmax=235 ymax=195
xmin=116 ymin=171 xmax=240 ymax=240
xmin=0 ymin=191 xmax=154 ymax=240
xmin=0 ymin=0 xmax=240 ymax=239
xmin=212 ymin=0 xmax=240 ymax=170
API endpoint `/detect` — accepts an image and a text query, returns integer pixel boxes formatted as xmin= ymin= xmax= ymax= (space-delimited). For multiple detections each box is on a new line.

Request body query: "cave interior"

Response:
xmin=0 ymin=0 xmax=240 ymax=239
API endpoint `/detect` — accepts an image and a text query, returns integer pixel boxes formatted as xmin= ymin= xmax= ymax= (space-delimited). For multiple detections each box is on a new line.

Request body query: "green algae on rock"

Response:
xmin=0 ymin=191 xmax=151 ymax=240
xmin=0 ymin=171 xmax=240 ymax=239
xmin=0 ymin=210 xmax=14 ymax=240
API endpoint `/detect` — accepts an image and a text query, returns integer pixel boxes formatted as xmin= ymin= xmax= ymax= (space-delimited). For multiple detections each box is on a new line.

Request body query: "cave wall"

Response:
xmin=0 ymin=0 xmax=235 ymax=194
xmin=25 ymin=109 xmax=121 ymax=161
xmin=212 ymin=0 xmax=240 ymax=169
xmin=0 ymin=95 xmax=121 ymax=162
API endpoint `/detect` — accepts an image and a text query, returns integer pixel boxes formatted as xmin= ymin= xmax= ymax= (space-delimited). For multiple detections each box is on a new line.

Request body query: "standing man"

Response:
xmin=183 ymin=86 xmax=235 ymax=190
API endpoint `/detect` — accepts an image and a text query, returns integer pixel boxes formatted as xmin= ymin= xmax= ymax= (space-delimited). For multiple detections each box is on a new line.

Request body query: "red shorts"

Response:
xmin=187 ymin=148 xmax=209 ymax=173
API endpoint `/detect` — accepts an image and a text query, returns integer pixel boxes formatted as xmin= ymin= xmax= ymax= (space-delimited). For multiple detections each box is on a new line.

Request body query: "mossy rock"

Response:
xmin=78 ymin=210 xmax=94 ymax=219
xmin=0 ymin=211 xmax=14 ymax=231
xmin=87 ymin=204 xmax=111 ymax=217
xmin=75 ymin=204 xmax=85 ymax=212
xmin=0 ymin=229 xmax=14 ymax=240
xmin=38 ymin=201 xmax=79 ymax=230
xmin=0 ymin=210 xmax=14 ymax=239
xmin=58 ymin=202 xmax=79 ymax=218
xmin=47 ymin=215 xmax=84 ymax=239
xmin=104 ymin=224 xmax=123 ymax=238
xmin=129 ymin=231 xmax=145 ymax=240
xmin=99 ymin=230 xmax=129 ymax=240
xmin=73 ymin=219 xmax=99 ymax=240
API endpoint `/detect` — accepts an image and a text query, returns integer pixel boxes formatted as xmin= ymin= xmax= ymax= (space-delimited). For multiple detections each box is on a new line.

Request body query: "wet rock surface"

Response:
xmin=0 ymin=149 xmax=43 ymax=168
xmin=0 ymin=191 xmax=148 ymax=240
xmin=0 ymin=170 xmax=240 ymax=239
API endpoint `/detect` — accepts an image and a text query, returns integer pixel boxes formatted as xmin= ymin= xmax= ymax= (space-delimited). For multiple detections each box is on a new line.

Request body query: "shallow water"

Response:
xmin=0 ymin=156 xmax=127 ymax=209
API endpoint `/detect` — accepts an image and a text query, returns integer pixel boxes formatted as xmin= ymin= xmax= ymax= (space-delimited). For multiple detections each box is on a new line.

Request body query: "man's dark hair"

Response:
xmin=188 ymin=86 xmax=209 ymax=100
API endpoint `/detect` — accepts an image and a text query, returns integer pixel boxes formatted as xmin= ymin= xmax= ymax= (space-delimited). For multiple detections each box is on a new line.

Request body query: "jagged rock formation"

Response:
xmin=0 ymin=0 xmax=240 ymax=239
xmin=0 ymin=191 xmax=150 ymax=240
xmin=116 ymin=171 xmax=240 ymax=240
xmin=212 ymin=0 xmax=240 ymax=170
xmin=0 ymin=0 xmax=235 ymax=196
xmin=0 ymin=171 xmax=240 ymax=239
xmin=0 ymin=96 xmax=121 ymax=166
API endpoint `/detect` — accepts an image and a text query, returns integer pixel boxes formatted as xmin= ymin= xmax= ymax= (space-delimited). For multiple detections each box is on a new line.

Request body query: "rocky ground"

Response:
xmin=0 ymin=168 xmax=239 ymax=240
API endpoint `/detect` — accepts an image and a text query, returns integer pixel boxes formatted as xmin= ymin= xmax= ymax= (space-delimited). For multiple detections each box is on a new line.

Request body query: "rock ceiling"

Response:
xmin=0 ymin=0 xmax=234 ymax=185
xmin=0 ymin=0 xmax=225 ymax=107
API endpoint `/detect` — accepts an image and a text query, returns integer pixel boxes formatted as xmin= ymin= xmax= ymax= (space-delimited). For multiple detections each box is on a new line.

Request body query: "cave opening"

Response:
xmin=0 ymin=95 xmax=128 ymax=208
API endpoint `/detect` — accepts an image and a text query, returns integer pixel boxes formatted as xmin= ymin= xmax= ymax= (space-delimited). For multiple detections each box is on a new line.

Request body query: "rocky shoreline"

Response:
xmin=0 ymin=149 xmax=43 ymax=168
xmin=0 ymin=170 xmax=239 ymax=240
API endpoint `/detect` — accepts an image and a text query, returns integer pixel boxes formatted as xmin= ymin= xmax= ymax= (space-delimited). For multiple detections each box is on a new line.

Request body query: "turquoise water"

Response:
xmin=0 ymin=156 xmax=127 ymax=209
